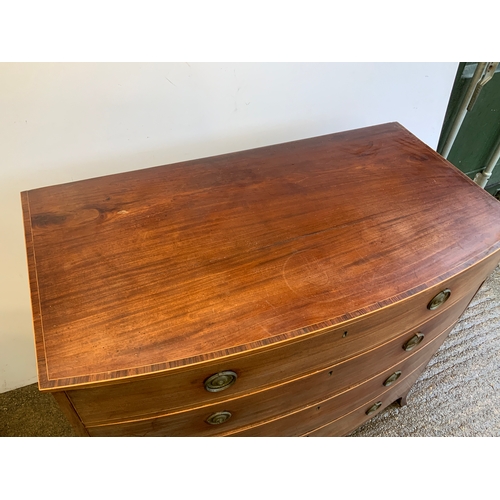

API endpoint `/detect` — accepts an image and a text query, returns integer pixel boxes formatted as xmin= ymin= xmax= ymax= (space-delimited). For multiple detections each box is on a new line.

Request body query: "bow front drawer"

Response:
xmin=67 ymin=264 xmax=489 ymax=426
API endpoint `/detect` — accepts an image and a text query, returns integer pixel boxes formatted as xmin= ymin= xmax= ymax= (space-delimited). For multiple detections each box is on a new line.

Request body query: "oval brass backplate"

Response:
xmin=366 ymin=402 xmax=383 ymax=415
xmin=383 ymin=370 xmax=402 ymax=387
xmin=403 ymin=332 xmax=425 ymax=352
xmin=204 ymin=371 xmax=237 ymax=392
xmin=427 ymin=289 xmax=451 ymax=310
xmin=206 ymin=411 xmax=232 ymax=425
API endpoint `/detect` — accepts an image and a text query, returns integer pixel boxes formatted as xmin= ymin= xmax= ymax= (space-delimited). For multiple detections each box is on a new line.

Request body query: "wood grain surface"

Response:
xmin=51 ymin=392 xmax=89 ymax=437
xmin=67 ymin=284 xmax=483 ymax=425
xmin=21 ymin=122 xmax=500 ymax=390
xmin=227 ymin=323 xmax=455 ymax=437
xmin=86 ymin=319 xmax=458 ymax=436
xmin=303 ymin=360 xmax=435 ymax=437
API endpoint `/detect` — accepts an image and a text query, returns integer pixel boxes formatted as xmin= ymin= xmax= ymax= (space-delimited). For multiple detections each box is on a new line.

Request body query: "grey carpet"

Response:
xmin=2 ymin=266 xmax=499 ymax=437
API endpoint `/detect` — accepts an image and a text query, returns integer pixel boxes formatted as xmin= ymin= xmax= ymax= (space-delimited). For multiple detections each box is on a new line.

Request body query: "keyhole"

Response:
xmin=342 ymin=331 xmax=348 ymax=338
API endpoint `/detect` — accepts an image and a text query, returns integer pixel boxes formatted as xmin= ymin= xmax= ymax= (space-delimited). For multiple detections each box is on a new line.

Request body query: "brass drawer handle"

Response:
xmin=403 ymin=332 xmax=425 ymax=352
xmin=427 ymin=289 xmax=451 ymax=310
xmin=206 ymin=411 xmax=232 ymax=425
xmin=204 ymin=371 xmax=237 ymax=392
xmin=366 ymin=402 xmax=383 ymax=415
xmin=383 ymin=370 xmax=402 ymax=387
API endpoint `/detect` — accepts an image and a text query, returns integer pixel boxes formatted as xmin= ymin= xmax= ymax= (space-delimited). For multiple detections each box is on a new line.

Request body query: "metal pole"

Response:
xmin=474 ymin=137 xmax=500 ymax=188
xmin=441 ymin=62 xmax=487 ymax=159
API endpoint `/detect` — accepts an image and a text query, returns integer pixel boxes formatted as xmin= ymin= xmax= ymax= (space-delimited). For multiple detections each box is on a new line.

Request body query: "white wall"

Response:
xmin=0 ymin=62 xmax=458 ymax=392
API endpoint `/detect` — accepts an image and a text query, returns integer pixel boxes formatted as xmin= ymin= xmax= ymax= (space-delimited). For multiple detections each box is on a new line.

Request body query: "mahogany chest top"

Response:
xmin=21 ymin=122 xmax=500 ymax=393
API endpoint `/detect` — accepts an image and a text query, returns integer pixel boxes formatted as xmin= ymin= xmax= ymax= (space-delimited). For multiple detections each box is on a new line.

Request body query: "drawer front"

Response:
xmin=68 ymin=256 xmax=495 ymax=425
xmin=228 ymin=323 xmax=453 ymax=437
xmin=304 ymin=361 xmax=432 ymax=437
xmin=87 ymin=311 xmax=459 ymax=437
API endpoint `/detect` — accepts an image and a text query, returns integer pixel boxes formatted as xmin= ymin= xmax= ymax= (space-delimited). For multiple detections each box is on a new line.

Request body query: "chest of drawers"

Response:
xmin=21 ymin=122 xmax=500 ymax=437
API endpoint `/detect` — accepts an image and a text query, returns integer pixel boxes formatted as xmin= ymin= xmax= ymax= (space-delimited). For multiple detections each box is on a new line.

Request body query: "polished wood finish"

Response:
xmin=87 ymin=321 xmax=456 ymax=437
xmin=304 ymin=362 xmax=433 ymax=437
xmin=66 ymin=254 xmax=495 ymax=424
xmin=21 ymin=122 xmax=500 ymax=390
xmin=51 ymin=392 xmax=89 ymax=437
xmin=21 ymin=122 xmax=500 ymax=436
xmin=228 ymin=327 xmax=454 ymax=437
xmin=70 ymin=287 xmax=479 ymax=426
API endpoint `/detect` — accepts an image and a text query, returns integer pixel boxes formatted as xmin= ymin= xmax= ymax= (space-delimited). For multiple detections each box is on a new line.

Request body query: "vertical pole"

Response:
xmin=441 ymin=63 xmax=487 ymax=159
xmin=474 ymin=138 xmax=500 ymax=188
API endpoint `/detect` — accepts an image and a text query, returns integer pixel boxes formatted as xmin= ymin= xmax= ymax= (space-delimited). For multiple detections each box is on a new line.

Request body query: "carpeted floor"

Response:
xmin=0 ymin=383 xmax=75 ymax=437
xmin=2 ymin=266 xmax=499 ymax=437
